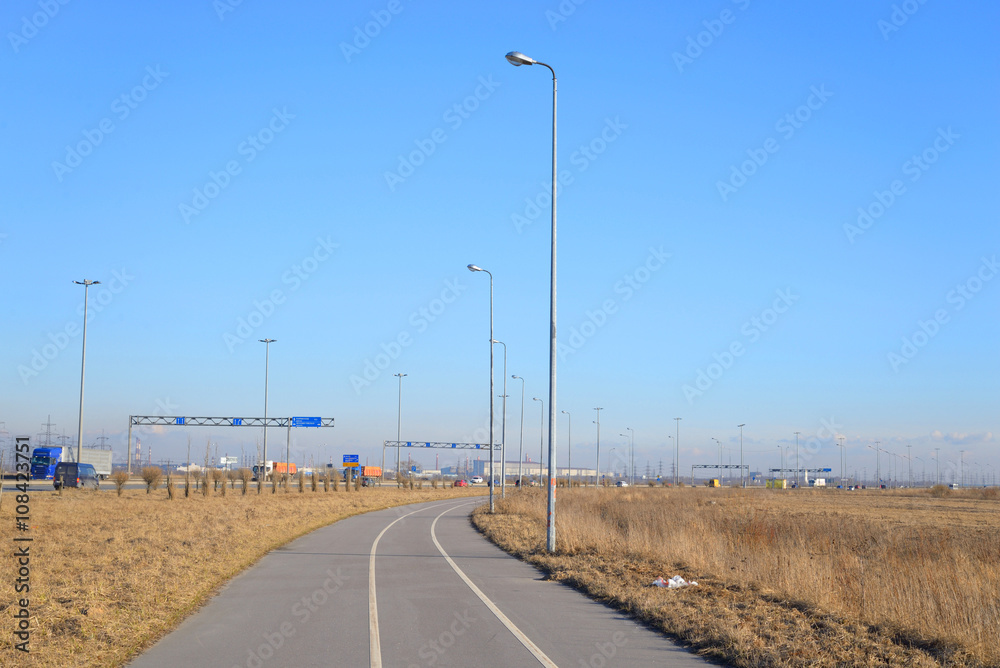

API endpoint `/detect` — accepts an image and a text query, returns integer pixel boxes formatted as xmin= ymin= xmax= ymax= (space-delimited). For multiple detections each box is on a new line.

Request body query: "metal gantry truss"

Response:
xmin=127 ymin=416 xmax=334 ymax=473
xmin=129 ymin=416 xmax=335 ymax=428
xmin=382 ymin=440 xmax=502 ymax=450
xmin=690 ymin=463 xmax=748 ymax=485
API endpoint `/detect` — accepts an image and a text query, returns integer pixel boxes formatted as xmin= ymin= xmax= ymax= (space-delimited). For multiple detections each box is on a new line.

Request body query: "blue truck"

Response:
xmin=30 ymin=446 xmax=113 ymax=480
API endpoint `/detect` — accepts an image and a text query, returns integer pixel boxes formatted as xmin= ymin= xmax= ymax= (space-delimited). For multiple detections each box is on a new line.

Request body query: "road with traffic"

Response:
xmin=129 ymin=496 xmax=712 ymax=667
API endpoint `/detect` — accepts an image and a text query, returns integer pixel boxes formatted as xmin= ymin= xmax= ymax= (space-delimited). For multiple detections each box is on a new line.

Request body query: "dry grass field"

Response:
xmin=0 ymin=480 xmax=485 ymax=667
xmin=472 ymin=486 xmax=1000 ymax=667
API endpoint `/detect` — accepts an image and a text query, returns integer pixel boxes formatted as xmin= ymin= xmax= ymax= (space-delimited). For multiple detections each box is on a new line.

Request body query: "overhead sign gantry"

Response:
xmin=127 ymin=415 xmax=334 ymax=472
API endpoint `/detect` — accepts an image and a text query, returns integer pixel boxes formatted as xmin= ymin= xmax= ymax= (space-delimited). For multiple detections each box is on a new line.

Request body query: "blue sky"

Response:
xmin=2 ymin=0 xmax=998 ymax=484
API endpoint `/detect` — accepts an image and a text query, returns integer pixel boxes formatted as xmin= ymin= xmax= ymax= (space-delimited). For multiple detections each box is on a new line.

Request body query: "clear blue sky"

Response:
xmin=3 ymin=0 xmax=998 ymax=483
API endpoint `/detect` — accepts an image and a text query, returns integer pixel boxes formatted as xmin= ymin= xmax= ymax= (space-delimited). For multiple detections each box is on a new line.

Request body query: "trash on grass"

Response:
xmin=652 ymin=575 xmax=698 ymax=588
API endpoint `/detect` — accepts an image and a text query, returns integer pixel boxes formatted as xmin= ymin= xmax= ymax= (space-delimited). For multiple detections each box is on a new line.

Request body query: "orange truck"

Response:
xmin=252 ymin=461 xmax=297 ymax=480
xmin=344 ymin=466 xmax=382 ymax=486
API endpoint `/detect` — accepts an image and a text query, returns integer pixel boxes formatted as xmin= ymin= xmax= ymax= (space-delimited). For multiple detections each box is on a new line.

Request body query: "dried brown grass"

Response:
xmin=0 ymin=485 xmax=486 ymax=667
xmin=473 ymin=487 xmax=1000 ymax=667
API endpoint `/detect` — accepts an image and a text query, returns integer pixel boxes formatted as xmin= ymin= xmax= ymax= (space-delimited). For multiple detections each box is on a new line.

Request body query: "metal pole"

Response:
xmin=514 ymin=375 xmax=525 ymax=487
xmin=562 ymin=410 xmax=571 ymax=486
xmin=489 ymin=271 xmax=495 ymax=512
xmin=935 ymin=447 xmax=940 ymax=485
xmin=394 ymin=373 xmax=406 ymax=484
xmin=126 ymin=418 xmax=132 ymax=476
xmin=594 ymin=407 xmax=602 ymax=486
xmin=542 ymin=62 xmax=558 ymax=553
xmin=738 ymin=424 xmax=746 ymax=488
xmin=794 ymin=431 xmax=801 ymax=487
xmin=74 ymin=279 xmax=99 ymax=463
xmin=492 ymin=341 xmax=507 ymax=498
xmin=674 ymin=418 xmax=681 ymax=487
xmin=259 ymin=339 xmax=275 ymax=486
xmin=626 ymin=427 xmax=634 ymax=485
xmin=285 ymin=420 xmax=291 ymax=492
xmin=533 ymin=398 xmax=543 ymax=484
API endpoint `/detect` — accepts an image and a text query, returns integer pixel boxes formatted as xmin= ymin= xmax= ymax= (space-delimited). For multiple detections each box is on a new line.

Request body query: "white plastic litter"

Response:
xmin=652 ymin=575 xmax=699 ymax=588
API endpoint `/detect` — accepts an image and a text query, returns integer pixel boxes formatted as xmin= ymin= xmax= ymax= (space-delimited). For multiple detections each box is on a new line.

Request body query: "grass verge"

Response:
xmin=1 ymin=485 xmax=485 ymax=667
xmin=472 ymin=487 xmax=1000 ymax=667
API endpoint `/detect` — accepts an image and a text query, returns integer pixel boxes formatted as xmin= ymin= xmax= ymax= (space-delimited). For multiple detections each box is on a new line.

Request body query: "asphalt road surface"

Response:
xmin=130 ymin=497 xmax=712 ymax=667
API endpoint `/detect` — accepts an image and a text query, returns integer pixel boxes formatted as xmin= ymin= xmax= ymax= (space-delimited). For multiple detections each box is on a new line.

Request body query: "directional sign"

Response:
xmin=292 ymin=416 xmax=321 ymax=427
xmin=343 ymin=454 xmax=359 ymax=468
xmin=232 ymin=418 xmax=243 ymax=426
xmin=175 ymin=417 xmax=185 ymax=425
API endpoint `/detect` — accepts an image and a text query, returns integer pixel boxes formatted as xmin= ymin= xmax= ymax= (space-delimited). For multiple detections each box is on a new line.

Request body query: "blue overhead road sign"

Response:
xmin=292 ymin=417 xmax=321 ymax=427
xmin=343 ymin=455 xmax=359 ymax=463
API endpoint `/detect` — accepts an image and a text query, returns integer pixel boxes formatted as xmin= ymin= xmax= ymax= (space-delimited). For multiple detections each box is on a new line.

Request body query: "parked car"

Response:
xmin=53 ymin=462 xmax=99 ymax=490
xmin=453 ymin=479 xmax=468 ymax=487
xmin=615 ymin=481 xmax=629 ymax=487
xmin=470 ymin=476 xmax=484 ymax=484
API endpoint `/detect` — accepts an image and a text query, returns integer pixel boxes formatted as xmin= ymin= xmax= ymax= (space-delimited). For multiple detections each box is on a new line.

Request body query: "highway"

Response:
xmin=129 ymin=497 xmax=711 ymax=667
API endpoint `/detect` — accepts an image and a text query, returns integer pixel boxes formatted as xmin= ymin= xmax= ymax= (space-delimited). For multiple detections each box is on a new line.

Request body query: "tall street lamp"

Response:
xmin=594 ymin=407 xmax=603 ymax=486
xmin=492 ymin=339 xmax=507 ymax=497
xmin=673 ymin=417 xmax=681 ymax=487
xmin=393 ymin=373 xmax=406 ymax=485
xmin=625 ymin=427 xmax=634 ymax=485
xmin=738 ymin=424 xmax=746 ymax=488
xmin=506 ymin=49 xmax=558 ymax=552
xmin=259 ymin=338 xmax=276 ymax=485
xmin=468 ymin=264 xmax=495 ymax=512
xmin=74 ymin=279 xmax=100 ymax=463
xmin=512 ymin=375 xmax=525 ymax=487
xmin=794 ymin=431 xmax=801 ymax=487
xmin=561 ymin=410 xmax=571 ymax=485
xmin=533 ymin=397 xmax=544 ymax=485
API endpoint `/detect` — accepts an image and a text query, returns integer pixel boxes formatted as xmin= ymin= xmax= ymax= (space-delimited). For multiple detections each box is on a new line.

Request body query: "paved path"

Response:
xmin=131 ymin=497 xmax=712 ymax=667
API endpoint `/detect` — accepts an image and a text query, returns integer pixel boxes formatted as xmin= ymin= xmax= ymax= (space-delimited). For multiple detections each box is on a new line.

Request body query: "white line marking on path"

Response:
xmin=430 ymin=504 xmax=559 ymax=667
xmin=369 ymin=503 xmax=445 ymax=668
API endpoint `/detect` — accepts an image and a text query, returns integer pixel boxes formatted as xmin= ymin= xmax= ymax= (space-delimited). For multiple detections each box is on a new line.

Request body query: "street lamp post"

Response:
xmin=561 ymin=410 xmax=571 ymax=486
xmin=513 ymin=375 xmax=525 ymax=487
xmin=393 ymin=373 xmax=406 ymax=485
xmin=738 ymin=424 xmax=746 ymax=488
xmin=714 ymin=438 xmax=722 ymax=485
xmin=533 ymin=398 xmax=544 ymax=484
xmin=506 ymin=49 xmax=558 ymax=552
xmin=794 ymin=431 xmax=801 ymax=487
xmin=74 ymin=279 xmax=100 ymax=463
xmin=259 ymin=338 xmax=276 ymax=487
xmin=594 ymin=408 xmax=603 ymax=486
xmin=673 ymin=418 xmax=681 ymax=487
xmin=625 ymin=427 xmax=634 ymax=485
xmin=934 ymin=447 xmax=940 ymax=485
xmin=492 ymin=340 xmax=507 ymax=497
xmin=837 ymin=437 xmax=846 ymax=486
xmin=467 ymin=264 xmax=495 ymax=513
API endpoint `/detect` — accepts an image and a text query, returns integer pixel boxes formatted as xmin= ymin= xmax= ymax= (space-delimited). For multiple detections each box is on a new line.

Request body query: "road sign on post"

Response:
xmin=292 ymin=417 xmax=321 ymax=427
xmin=343 ymin=454 xmax=359 ymax=468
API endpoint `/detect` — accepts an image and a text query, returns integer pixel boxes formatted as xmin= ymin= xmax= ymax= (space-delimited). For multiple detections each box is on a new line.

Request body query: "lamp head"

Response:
xmin=467 ymin=264 xmax=482 ymax=272
xmin=505 ymin=51 xmax=536 ymax=66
